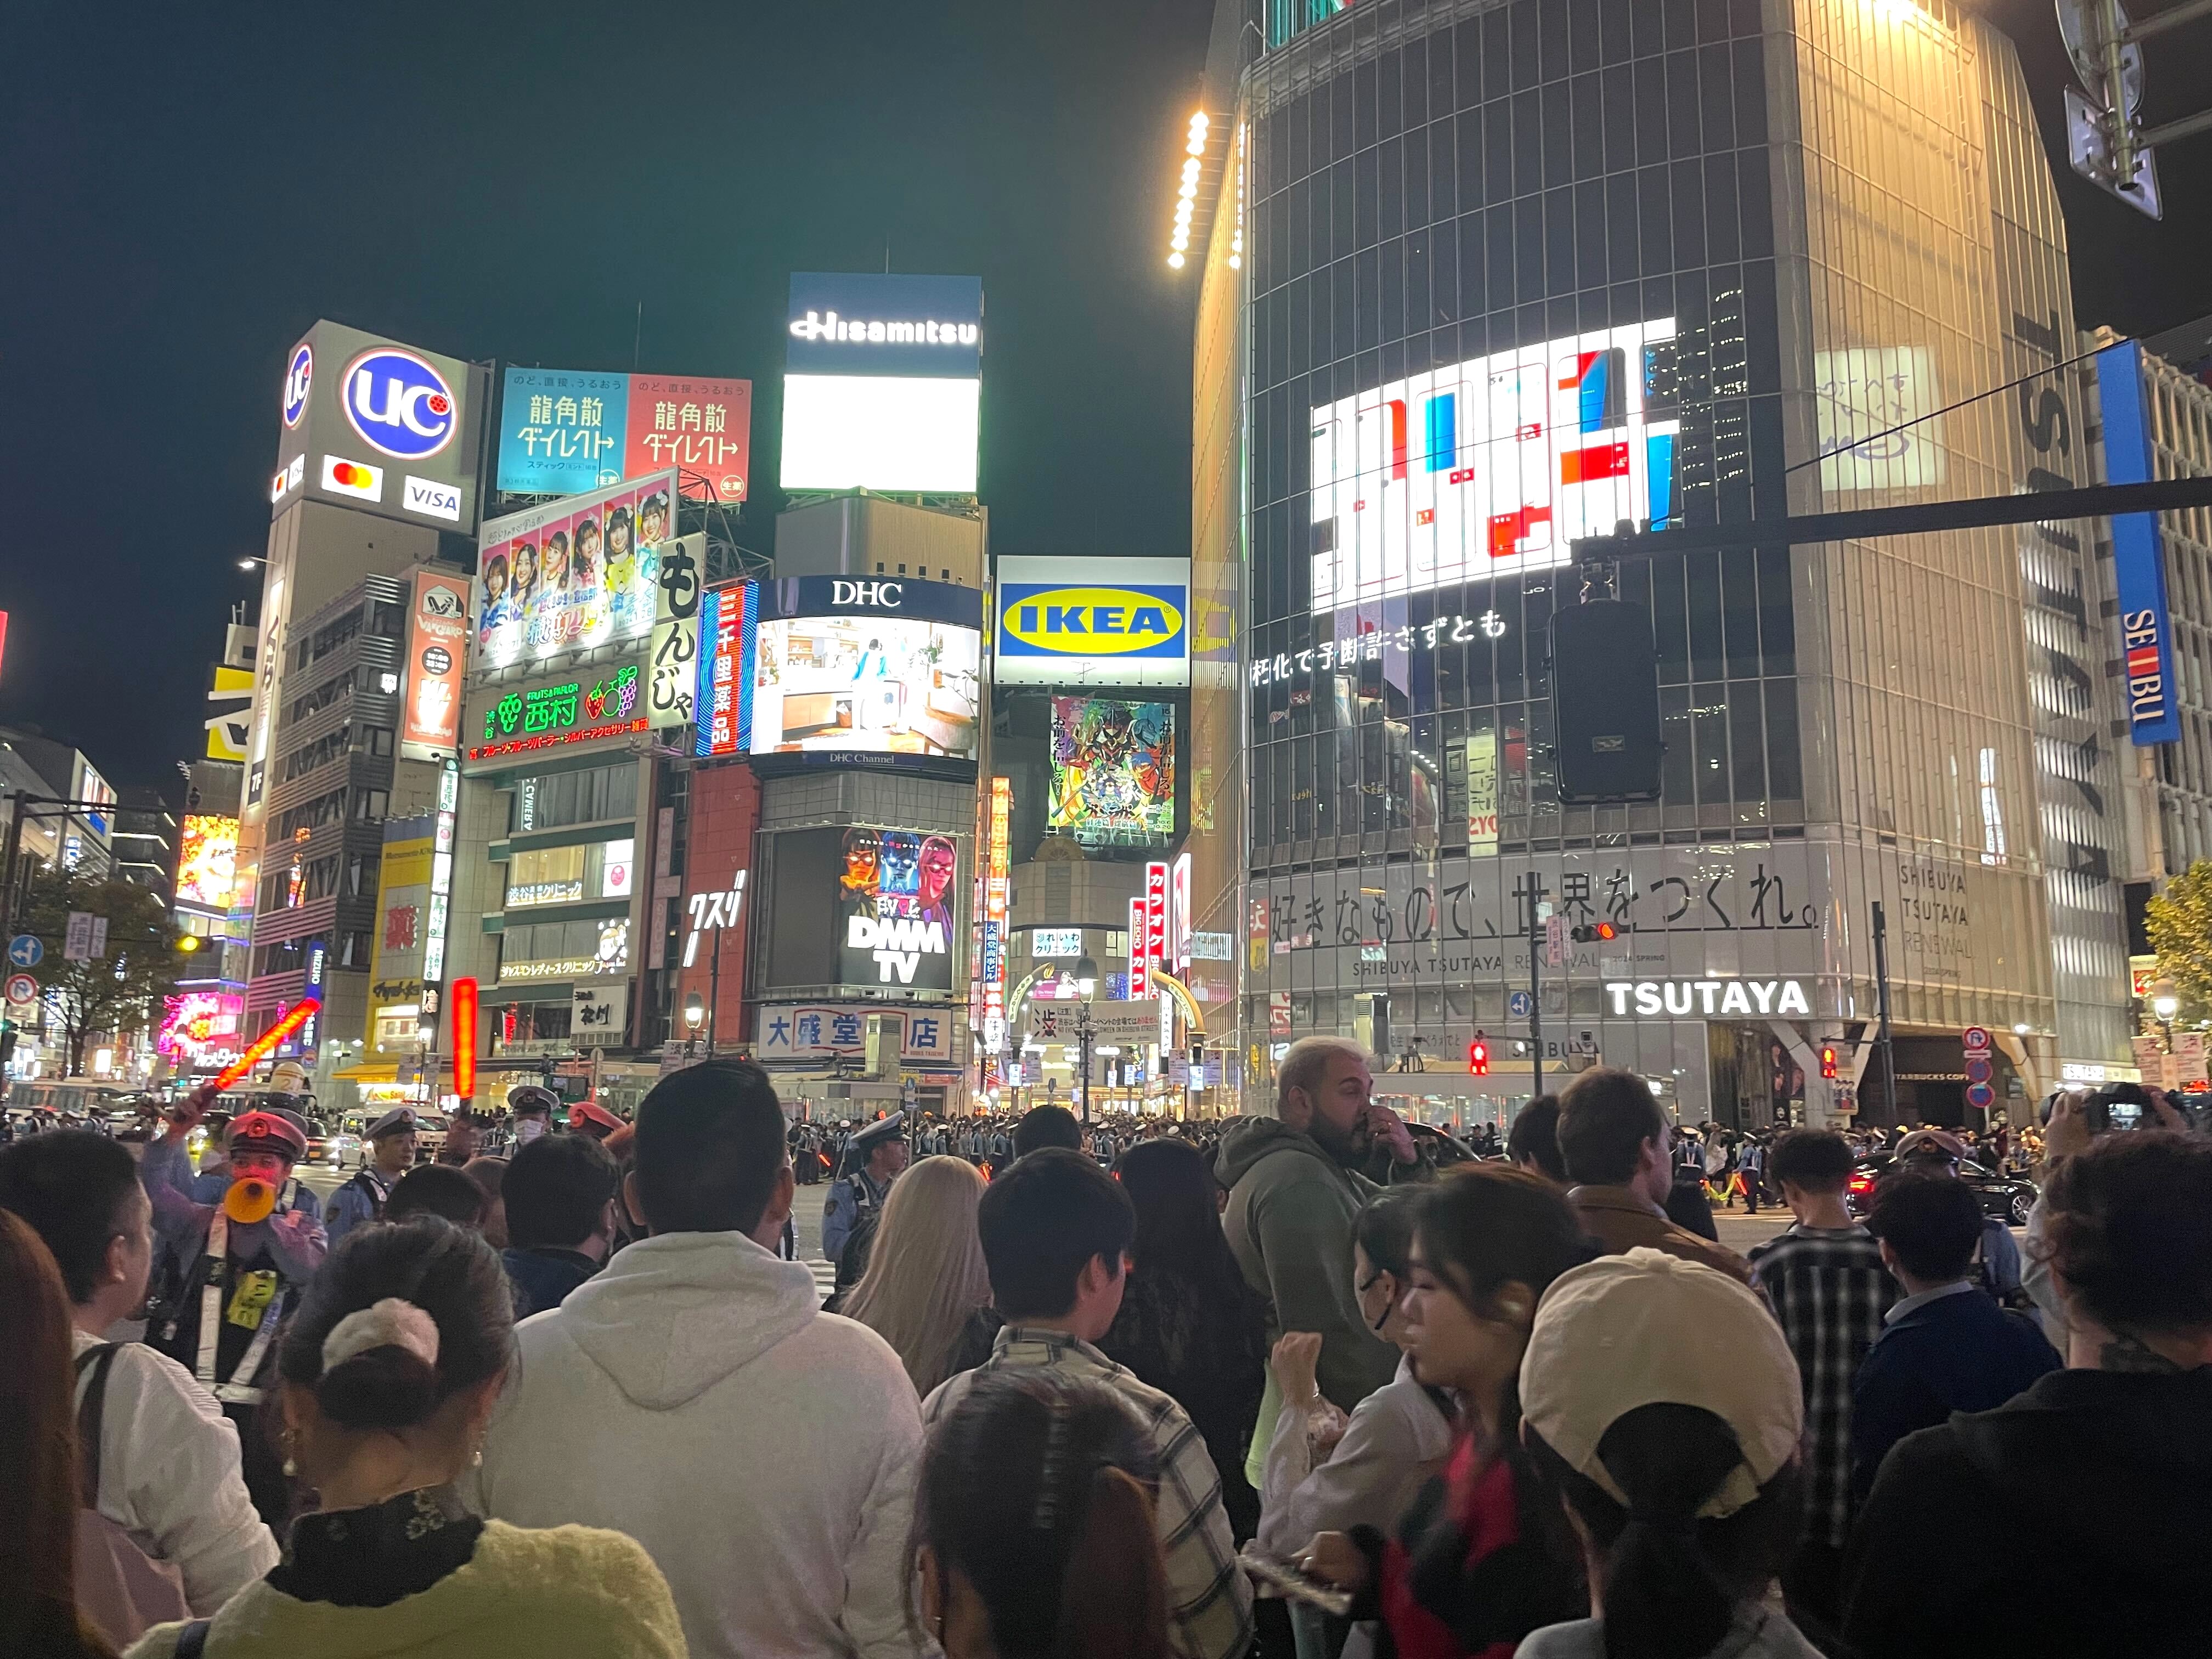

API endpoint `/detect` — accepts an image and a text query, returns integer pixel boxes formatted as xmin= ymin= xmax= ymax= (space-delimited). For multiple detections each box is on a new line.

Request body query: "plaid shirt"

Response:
xmin=922 ymin=1325 xmax=1254 ymax=1659
xmin=1748 ymin=1224 xmax=1897 ymax=1548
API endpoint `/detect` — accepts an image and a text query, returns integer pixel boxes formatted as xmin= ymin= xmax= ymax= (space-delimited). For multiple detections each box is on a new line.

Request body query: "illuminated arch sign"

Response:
xmin=994 ymin=556 xmax=1190 ymax=688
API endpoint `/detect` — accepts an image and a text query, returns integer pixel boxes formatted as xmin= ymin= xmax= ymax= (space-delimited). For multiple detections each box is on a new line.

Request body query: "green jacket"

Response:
xmin=1217 ymin=1117 xmax=1401 ymax=1422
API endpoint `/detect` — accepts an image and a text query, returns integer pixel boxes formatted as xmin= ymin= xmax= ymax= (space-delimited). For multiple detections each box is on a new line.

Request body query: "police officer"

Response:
xmin=325 ymin=1107 xmax=419 ymax=1246
xmin=185 ymin=1099 xmax=325 ymax=1223
xmin=821 ymin=1110 xmax=908 ymax=1269
xmin=142 ymin=1087 xmax=327 ymax=1527
xmin=510 ymin=1083 xmax=558 ymax=1148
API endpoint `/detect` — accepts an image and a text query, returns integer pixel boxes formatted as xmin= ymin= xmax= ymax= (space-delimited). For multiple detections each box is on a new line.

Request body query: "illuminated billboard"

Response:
xmin=1049 ymin=698 xmax=1175 ymax=844
xmin=994 ymin=556 xmax=1190 ymax=688
xmin=474 ymin=471 xmax=678 ymax=669
xmin=159 ymin=990 xmax=244 ymax=1068
xmin=837 ymin=827 xmax=960 ymax=991
xmin=176 ymin=815 xmax=239 ymax=910
xmin=1309 ymin=318 xmax=1679 ymax=607
xmin=465 ymin=657 xmax=648 ymax=765
xmin=781 ymin=272 xmax=982 ymax=494
xmin=400 ymin=568 xmax=471 ymax=761
xmin=272 ymin=320 xmax=489 ymax=532
xmin=751 ymin=576 xmax=981 ymax=769
xmin=496 ymin=369 xmax=751 ymax=502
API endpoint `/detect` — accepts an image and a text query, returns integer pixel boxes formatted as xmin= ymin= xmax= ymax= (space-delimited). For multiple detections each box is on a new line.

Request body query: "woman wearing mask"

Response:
xmin=1299 ymin=1164 xmax=1593 ymax=1658
xmin=1099 ymin=1137 xmax=1270 ymax=1541
xmin=841 ymin=1155 xmax=999 ymax=1395
xmin=913 ymin=1370 xmax=1169 ymax=1659
xmin=1 ymin=1211 xmax=118 ymax=1658
xmin=1517 ymin=1250 xmax=1818 ymax=1659
xmin=127 ymin=1218 xmax=685 ymax=1659
xmin=1257 ymin=1190 xmax=1454 ymax=1657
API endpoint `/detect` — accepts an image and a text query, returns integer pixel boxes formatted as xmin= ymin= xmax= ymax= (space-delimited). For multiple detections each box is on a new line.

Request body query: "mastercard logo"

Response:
xmin=320 ymin=453 xmax=385 ymax=501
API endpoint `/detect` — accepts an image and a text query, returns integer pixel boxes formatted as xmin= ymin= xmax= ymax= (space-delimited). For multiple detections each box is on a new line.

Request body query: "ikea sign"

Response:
xmin=994 ymin=556 xmax=1191 ymax=687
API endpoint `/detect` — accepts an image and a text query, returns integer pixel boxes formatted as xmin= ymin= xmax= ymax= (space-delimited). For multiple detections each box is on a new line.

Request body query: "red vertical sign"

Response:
xmin=1128 ymin=896 xmax=1149 ymax=1000
xmin=1144 ymin=860 xmax=1169 ymax=984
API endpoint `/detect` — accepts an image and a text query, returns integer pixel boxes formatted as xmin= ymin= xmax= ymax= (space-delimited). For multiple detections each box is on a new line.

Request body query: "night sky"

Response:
xmin=2 ymin=0 xmax=2205 ymax=792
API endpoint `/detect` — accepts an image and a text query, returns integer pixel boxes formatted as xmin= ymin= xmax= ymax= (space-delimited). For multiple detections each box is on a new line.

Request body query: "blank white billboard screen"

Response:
xmin=780 ymin=374 xmax=979 ymax=494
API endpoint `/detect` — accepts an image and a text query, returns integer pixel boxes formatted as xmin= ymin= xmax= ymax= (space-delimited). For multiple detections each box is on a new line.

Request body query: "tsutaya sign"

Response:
xmin=1605 ymin=979 xmax=1812 ymax=1018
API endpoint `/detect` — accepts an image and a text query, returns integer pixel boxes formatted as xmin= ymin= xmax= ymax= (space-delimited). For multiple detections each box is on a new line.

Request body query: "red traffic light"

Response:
xmin=1468 ymin=1031 xmax=1489 ymax=1076
xmin=1820 ymin=1045 xmax=1838 ymax=1080
xmin=1569 ymin=920 xmax=1619 ymax=943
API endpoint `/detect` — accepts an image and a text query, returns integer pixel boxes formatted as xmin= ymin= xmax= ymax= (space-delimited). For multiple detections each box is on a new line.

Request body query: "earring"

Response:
xmin=281 ymin=1426 xmax=298 ymax=1480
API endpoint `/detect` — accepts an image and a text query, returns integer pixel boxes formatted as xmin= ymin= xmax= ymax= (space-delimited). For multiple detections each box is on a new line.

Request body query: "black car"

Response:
xmin=1845 ymin=1151 xmax=2036 ymax=1226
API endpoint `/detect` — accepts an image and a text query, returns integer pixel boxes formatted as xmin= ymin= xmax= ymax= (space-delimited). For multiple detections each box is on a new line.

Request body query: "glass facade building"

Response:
xmin=1200 ymin=0 xmax=2132 ymax=1127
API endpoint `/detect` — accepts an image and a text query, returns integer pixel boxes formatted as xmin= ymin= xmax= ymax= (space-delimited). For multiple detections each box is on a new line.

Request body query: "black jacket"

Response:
xmin=500 ymin=1245 xmax=600 ymax=1319
xmin=1843 ymin=1365 xmax=2212 ymax=1657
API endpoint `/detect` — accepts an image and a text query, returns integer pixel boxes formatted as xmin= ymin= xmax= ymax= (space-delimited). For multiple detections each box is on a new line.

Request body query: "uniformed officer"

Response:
xmin=324 ymin=1106 xmax=419 ymax=1246
xmin=510 ymin=1084 xmax=558 ymax=1147
xmin=821 ymin=1110 xmax=909 ymax=1268
xmin=184 ymin=1098 xmax=324 ymax=1223
xmin=142 ymin=1089 xmax=327 ymax=1527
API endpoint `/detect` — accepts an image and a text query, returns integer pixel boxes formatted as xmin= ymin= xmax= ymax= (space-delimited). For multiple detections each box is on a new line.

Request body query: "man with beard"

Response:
xmin=1217 ymin=1035 xmax=1417 ymax=1490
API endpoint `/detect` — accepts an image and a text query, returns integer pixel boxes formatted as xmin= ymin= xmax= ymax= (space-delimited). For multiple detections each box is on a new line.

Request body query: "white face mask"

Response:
xmin=516 ymin=1118 xmax=546 ymax=1144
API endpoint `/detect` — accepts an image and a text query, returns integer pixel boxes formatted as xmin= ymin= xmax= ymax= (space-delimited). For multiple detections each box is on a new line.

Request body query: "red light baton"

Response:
xmin=212 ymin=997 xmax=321 ymax=1092
xmin=450 ymin=978 xmax=478 ymax=1101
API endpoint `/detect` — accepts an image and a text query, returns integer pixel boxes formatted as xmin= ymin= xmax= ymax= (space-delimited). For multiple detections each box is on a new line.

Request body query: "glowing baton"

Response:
xmin=450 ymin=978 xmax=479 ymax=1101
xmin=212 ymin=997 xmax=322 ymax=1092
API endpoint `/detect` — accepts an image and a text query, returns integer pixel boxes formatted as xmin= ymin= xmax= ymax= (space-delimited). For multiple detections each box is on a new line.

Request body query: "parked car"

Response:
xmin=1846 ymin=1151 xmax=2036 ymax=1227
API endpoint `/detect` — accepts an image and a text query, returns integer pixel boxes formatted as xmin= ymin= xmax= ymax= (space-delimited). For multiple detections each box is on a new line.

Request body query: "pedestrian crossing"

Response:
xmin=805 ymin=1259 xmax=836 ymax=1303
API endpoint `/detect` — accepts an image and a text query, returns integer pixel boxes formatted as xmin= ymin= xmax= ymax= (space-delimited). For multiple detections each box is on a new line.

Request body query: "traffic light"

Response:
xmin=1468 ymin=1031 xmax=1489 ymax=1076
xmin=1820 ymin=1045 xmax=1838 ymax=1081
xmin=1569 ymin=921 xmax=1618 ymax=944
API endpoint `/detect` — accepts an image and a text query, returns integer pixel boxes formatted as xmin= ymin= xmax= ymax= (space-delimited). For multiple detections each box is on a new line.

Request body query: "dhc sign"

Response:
xmin=994 ymin=556 xmax=1191 ymax=688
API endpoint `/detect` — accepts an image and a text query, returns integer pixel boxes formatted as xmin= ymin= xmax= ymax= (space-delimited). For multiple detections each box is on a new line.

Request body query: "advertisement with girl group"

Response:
xmin=473 ymin=469 xmax=678 ymax=669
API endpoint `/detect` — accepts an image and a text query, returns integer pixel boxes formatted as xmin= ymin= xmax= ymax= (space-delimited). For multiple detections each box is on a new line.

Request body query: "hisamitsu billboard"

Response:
xmin=994 ymin=556 xmax=1190 ymax=687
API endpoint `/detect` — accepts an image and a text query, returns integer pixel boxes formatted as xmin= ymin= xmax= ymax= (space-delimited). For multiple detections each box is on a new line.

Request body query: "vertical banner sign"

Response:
xmin=423 ymin=763 xmax=459 ymax=987
xmin=1248 ymin=898 xmax=1271 ymax=973
xmin=650 ymin=533 xmax=704 ymax=731
xmin=695 ymin=582 xmax=752 ymax=758
xmin=2094 ymin=341 xmax=2181 ymax=747
xmin=64 ymin=911 xmax=93 ymax=962
xmin=1171 ymin=851 xmax=1192 ymax=968
xmin=984 ymin=777 xmax=1012 ymax=1054
xmin=1466 ymin=731 xmax=1500 ymax=854
xmin=401 ymin=568 xmax=471 ymax=761
xmin=970 ymin=787 xmax=989 ymax=1041
xmin=1144 ymin=861 xmax=1169 ymax=983
xmin=450 ymin=979 xmax=479 ymax=1101
xmin=1130 ymin=896 xmax=1150 ymax=999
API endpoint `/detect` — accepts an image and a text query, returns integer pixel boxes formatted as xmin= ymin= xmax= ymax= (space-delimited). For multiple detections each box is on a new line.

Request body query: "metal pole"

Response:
xmin=707 ymin=927 xmax=721 ymax=1057
xmin=1871 ymin=902 xmax=1899 ymax=1123
xmin=0 ymin=792 xmax=25 ymax=953
xmin=1529 ymin=881 xmax=1544 ymax=1104
xmin=1077 ymin=1005 xmax=1093 ymax=1123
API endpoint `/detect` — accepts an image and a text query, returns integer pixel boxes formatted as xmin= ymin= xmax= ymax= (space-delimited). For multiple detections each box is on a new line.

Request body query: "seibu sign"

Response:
xmin=1606 ymin=979 xmax=1812 ymax=1018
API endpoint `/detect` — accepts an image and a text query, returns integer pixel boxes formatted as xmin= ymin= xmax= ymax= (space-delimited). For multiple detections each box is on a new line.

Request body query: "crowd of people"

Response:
xmin=1 ymin=1040 xmax=2206 ymax=1659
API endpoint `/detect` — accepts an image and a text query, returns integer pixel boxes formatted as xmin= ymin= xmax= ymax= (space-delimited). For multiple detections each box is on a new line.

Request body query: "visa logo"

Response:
xmin=1000 ymin=586 xmax=1187 ymax=656
xmin=403 ymin=476 xmax=462 ymax=522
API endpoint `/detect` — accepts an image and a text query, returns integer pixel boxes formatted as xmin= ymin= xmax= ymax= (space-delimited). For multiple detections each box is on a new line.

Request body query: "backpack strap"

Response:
xmin=75 ymin=1342 xmax=122 ymax=1506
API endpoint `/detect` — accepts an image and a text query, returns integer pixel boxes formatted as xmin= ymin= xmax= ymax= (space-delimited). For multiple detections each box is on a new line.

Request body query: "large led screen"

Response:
xmin=752 ymin=615 xmax=981 ymax=764
xmin=176 ymin=815 xmax=239 ymax=910
xmin=779 ymin=375 xmax=980 ymax=494
xmin=1309 ymin=319 xmax=1679 ymax=608
xmin=1049 ymin=697 xmax=1175 ymax=844
xmin=836 ymin=827 xmax=960 ymax=990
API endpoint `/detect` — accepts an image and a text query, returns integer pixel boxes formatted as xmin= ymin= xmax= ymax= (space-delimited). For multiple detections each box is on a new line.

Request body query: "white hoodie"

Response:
xmin=469 ymin=1230 xmax=926 ymax=1659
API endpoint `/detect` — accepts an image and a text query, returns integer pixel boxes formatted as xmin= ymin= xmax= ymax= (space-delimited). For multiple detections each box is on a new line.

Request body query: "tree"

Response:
xmin=2145 ymin=860 xmax=2212 ymax=1026
xmin=16 ymin=866 xmax=186 ymax=1075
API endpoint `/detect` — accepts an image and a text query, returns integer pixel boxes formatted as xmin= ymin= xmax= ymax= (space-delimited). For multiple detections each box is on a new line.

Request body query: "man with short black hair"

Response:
xmin=500 ymin=1131 xmax=620 ymax=1317
xmin=1012 ymin=1101 xmax=1084 ymax=1159
xmin=324 ymin=1105 xmax=417 ymax=1245
xmin=1849 ymin=1173 xmax=2057 ymax=1504
xmin=1555 ymin=1067 xmax=1753 ymax=1284
xmin=0 ymin=1131 xmax=278 ymax=1613
xmin=472 ymin=1059 xmax=923 ymax=1659
xmin=1747 ymin=1128 xmax=1897 ymax=1621
xmin=1506 ymin=1094 xmax=1565 ymax=1183
xmin=923 ymin=1148 xmax=1253 ymax=1659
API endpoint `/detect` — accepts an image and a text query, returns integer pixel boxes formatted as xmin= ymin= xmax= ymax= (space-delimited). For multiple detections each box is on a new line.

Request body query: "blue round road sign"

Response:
xmin=1508 ymin=990 xmax=1534 ymax=1020
xmin=7 ymin=934 xmax=43 ymax=969
xmin=1966 ymin=1080 xmax=1996 ymax=1110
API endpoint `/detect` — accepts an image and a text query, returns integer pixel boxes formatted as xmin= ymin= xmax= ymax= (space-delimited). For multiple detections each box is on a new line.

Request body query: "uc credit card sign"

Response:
xmin=994 ymin=556 xmax=1190 ymax=688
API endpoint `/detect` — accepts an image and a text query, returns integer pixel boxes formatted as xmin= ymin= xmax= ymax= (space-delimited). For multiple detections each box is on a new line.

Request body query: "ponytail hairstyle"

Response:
xmin=276 ymin=1216 xmax=514 ymax=1431
xmin=1527 ymin=1404 xmax=1807 ymax=1659
xmin=912 ymin=1372 xmax=1169 ymax=1659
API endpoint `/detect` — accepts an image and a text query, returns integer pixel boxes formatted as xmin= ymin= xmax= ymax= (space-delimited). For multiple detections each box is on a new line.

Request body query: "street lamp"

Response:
xmin=682 ymin=992 xmax=705 ymax=1056
xmin=2153 ymin=978 xmax=2181 ymax=1054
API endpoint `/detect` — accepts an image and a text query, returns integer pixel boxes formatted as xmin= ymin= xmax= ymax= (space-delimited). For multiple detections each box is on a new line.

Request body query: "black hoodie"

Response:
xmin=1841 ymin=1365 xmax=2212 ymax=1657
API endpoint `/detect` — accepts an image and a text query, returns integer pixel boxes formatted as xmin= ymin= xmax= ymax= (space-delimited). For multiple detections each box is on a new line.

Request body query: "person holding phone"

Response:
xmin=2022 ymin=1086 xmax=2189 ymax=1349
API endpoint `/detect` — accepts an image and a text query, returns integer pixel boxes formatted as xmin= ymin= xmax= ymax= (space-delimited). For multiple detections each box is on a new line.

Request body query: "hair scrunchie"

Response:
xmin=321 ymin=1297 xmax=441 ymax=1374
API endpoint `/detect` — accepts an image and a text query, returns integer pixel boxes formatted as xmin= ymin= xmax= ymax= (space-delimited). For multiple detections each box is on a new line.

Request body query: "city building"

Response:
xmin=1189 ymin=0 xmax=2135 ymax=1131
xmin=110 ymin=787 xmax=177 ymax=900
xmin=0 ymin=727 xmax=117 ymax=879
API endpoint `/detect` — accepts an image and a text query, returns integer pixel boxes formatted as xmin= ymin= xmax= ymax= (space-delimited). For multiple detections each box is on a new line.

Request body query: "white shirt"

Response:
xmin=71 ymin=1329 xmax=280 ymax=1614
xmin=1257 ymin=1354 xmax=1454 ymax=1560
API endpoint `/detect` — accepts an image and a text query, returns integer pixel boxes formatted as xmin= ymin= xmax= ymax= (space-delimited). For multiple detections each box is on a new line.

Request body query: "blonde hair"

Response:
xmin=843 ymin=1155 xmax=992 ymax=1395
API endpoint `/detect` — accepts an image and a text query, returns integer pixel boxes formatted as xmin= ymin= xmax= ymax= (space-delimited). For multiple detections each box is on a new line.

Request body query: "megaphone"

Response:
xmin=223 ymin=1177 xmax=276 ymax=1225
